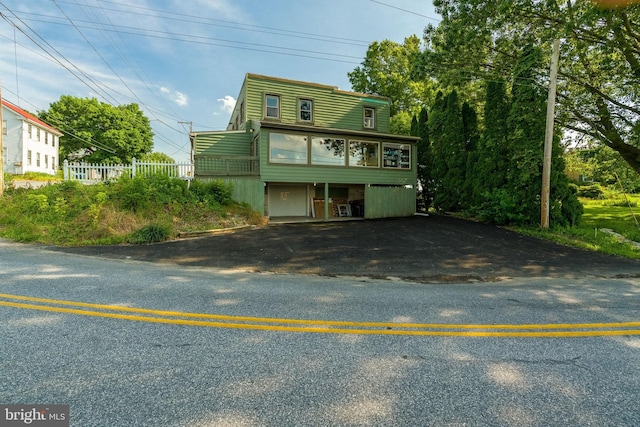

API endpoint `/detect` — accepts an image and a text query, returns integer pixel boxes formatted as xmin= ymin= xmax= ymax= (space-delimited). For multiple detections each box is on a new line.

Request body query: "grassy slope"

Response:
xmin=515 ymin=196 xmax=640 ymax=259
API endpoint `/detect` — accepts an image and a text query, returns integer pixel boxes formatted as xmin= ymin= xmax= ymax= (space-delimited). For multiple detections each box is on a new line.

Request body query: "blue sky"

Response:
xmin=0 ymin=0 xmax=439 ymax=162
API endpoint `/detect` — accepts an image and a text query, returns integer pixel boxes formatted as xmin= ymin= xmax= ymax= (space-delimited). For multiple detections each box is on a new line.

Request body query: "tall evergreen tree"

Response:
xmin=432 ymin=90 xmax=467 ymax=212
xmin=412 ymin=107 xmax=432 ymax=210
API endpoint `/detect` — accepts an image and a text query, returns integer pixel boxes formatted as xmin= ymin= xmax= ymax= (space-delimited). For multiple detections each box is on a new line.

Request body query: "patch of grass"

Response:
xmin=513 ymin=196 xmax=640 ymax=259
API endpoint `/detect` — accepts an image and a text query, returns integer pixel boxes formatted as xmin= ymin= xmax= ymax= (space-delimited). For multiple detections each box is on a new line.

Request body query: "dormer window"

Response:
xmin=265 ymin=94 xmax=280 ymax=119
xmin=364 ymin=107 xmax=376 ymax=129
xmin=299 ymin=98 xmax=313 ymax=122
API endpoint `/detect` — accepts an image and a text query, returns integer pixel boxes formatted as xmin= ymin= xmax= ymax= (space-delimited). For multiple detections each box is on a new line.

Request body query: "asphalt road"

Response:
xmin=1 ymin=238 xmax=639 ymax=426
xmin=53 ymin=215 xmax=640 ymax=282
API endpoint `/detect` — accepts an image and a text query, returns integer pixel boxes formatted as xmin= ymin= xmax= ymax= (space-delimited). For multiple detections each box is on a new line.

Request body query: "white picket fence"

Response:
xmin=63 ymin=158 xmax=193 ymax=184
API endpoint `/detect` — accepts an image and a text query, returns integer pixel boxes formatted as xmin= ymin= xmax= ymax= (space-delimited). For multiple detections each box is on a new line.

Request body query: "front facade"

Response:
xmin=192 ymin=74 xmax=419 ymax=220
xmin=2 ymin=99 xmax=62 ymax=176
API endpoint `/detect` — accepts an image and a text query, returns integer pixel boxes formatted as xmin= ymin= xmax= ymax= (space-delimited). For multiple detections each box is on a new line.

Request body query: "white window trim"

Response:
xmin=265 ymin=94 xmax=280 ymax=119
xmin=364 ymin=107 xmax=376 ymax=129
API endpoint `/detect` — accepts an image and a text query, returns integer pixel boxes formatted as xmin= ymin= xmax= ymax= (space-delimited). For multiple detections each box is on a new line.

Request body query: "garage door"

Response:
xmin=268 ymin=184 xmax=308 ymax=217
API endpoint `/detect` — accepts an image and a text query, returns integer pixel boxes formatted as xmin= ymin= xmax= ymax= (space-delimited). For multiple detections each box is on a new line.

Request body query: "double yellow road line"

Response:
xmin=1 ymin=292 xmax=639 ymax=337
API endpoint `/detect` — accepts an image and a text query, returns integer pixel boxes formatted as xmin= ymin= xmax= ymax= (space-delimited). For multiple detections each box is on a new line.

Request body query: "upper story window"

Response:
xmin=37 ymin=128 xmax=41 ymax=141
xmin=2 ymin=120 xmax=6 ymax=135
xmin=364 ymin=107 xmax=376 ymax=129
xmin=45 ymin=133 xmax=49 ymax=145
xmin=299 ymin=98 xmax=313 ymax=123
xmin=52 ymin=136 xmax=56 ymax=147
xmin=28 ymin=124 xmax=32 ymax=138
xmin=265 ymin=94 xmax=280 ymax=119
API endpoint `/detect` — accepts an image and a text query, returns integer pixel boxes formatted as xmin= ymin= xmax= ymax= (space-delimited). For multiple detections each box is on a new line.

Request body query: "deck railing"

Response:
xmin=194 ymin=155 xmax=259 ymax=176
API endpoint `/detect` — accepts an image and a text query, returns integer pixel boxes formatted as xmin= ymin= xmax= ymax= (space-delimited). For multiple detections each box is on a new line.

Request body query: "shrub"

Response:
xmin=190 ymin=180 xmax=233 ymax=206
xmin=128 ymin=224 xmax=171 ymax=244
xmin=576 ymin=184 xmax=605 ymax=199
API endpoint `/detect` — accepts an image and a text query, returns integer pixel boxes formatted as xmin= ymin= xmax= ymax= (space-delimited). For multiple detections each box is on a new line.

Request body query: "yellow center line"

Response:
xmin=1 ymin=293 xmax=639 ymax=337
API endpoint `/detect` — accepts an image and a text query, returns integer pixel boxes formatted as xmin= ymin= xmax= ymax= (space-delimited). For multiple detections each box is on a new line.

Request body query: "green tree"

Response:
xmin=348 ymin=35 xmax=432 ymax=116
xmin=412 ymin=107 xmax=432 ymax=209
xmin=39 ymin=96 xmax=154 ymax=164
xmin=431 ymin=90 xmax=467 ymax=212
xmin=139 ymin=152 xmax=175 ymax=163
xmin=423 ymin=0 xmax=640 ymax=174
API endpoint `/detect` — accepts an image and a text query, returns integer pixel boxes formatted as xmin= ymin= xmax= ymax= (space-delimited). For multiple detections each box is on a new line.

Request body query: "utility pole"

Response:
xmin=541 ymin=39 xmax=560 ymax=228
xmin=1 ymin=81 xmax=4 ymax=198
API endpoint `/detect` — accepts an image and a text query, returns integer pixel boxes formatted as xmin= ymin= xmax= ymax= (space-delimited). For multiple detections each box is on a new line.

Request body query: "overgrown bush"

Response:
xmin=0 ymin=175 xmax=254 ymax=246
xmin=128 ymin=224 xmax=171 ymax=244
xmin=190 ymin=179 xmax=233 ymax=207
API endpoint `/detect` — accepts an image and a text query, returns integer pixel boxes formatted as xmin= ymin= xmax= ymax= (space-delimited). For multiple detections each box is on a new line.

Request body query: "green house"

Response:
xmin=192 ymin=73 xmax=419 ymax=220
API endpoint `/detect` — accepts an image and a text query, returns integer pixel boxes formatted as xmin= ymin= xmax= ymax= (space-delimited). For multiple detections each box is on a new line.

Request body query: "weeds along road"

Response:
xmin=1 ymin=239 xmax=639 ymax=426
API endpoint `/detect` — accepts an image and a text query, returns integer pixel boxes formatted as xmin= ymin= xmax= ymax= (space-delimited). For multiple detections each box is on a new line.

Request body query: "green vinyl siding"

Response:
xmin=194 ymin=130 xmax=251 ymax=156
xmin=245 ymin=75 xmax=390 ymax=133
xmin=365 ymin=186 xmax=416 ymax=219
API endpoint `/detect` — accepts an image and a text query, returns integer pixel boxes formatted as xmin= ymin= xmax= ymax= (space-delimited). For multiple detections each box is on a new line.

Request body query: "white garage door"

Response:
xmin=268 ymin=184 xmax=308 ymax=217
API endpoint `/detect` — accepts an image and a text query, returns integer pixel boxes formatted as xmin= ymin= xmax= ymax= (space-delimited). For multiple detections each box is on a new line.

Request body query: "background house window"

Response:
xmin=364 ymin=107 xmax=376 ymax=129
xmin=2 ymin=120 xmax=6 ymax=135
xmin=45 ymin=154 xmax=49 ymax=168
xmin=52 ymin=157 xmax=56 ymax=169
xmin=265 ymin=94 xmax=280 ymax=119
xmin=37 ymin=128 xmax=41 ymax=141
xmin=349 ymin=141 xmax=379 ymax=167
xmin=311 ymin=137 xmax=346 ymax=166
xmin=28 ymin=124 xmax=32 ymax=138
xmin=299 ymin=98 xmax=313 ymax=122
xmin=382 ymin=143 xmax=411 ymax=169
xmin=27 ymin=150 xmax=32 ymax=166
xmin=45 ymin=133 xmax=49 ymax=145
xmin=269 ymin=132 xmax=308 ymax=164
xmin=36 ymin=152 xmax=41 ymax=167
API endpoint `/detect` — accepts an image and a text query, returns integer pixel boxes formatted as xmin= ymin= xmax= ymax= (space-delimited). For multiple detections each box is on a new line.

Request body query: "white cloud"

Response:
xmin=217 ymin=95 xmax=236 ymax=114
xmin=174 ymin=91 xmax=188 ymax=107
xmin=160 ymin=87 xmax=189 ymax=107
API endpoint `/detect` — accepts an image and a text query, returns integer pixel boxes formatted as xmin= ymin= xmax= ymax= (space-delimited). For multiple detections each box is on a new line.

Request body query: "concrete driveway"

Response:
xmin=52 ymin=215 xmax=640 ymax=283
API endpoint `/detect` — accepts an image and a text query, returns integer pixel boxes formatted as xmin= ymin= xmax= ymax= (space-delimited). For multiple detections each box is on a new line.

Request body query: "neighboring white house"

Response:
xmin=2 ymin=99 xmax=62 ymax=176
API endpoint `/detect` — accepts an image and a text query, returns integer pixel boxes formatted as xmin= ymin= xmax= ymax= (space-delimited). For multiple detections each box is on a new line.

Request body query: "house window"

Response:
xmin=382 ymin=143 xmax=411 ymax=169
xmin=45 ymin=133 xmax=49 ymax=145
xmin=27 ymin=150 xmax=32 ymax=166
xmin=28 ymin=124 xmax=32 ymax=138
xmin=52 ymin=136 xmax=56 ymax=147
xmin=311 ymin=137 xmax=346 ymax=166
xmin=52 ymin=157 xmax=56 ymax=169
xmin=265 ymin=94 xmax=280 ymax=119
xmin=36 ymin=152 xmax=40 ymax=167
xmin=45 ymin=154 xmax=49 ymax=168
xmin=37 ymin=128 xmax=41 ymax=141
xmin=269 ymin=132 xmax=307 ymax=164
xmin=2 ymin=120 xmax=6 ymax=135
xmin=364 ymin=107 xmax=376 ymax=129
xmin=299 ymin=98 xmax=313 ymax=122
xmin=349 ymin=141 xmax=379 ymax=167
xmin=240 ymin=100 xmax=245 ymax=123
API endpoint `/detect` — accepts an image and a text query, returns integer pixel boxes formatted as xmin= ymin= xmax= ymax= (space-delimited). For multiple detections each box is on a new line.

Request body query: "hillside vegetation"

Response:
xmin=0 ymin=175 xmax=262 ymax=246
